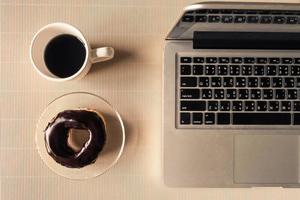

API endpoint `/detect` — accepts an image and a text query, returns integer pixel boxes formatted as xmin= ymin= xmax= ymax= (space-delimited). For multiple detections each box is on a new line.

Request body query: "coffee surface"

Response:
xmin=44 ymin=34 xmax=86 ymax=78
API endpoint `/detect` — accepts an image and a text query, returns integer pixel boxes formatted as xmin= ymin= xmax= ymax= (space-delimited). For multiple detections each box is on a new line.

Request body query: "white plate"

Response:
xmin=35 ymin=92 xmax=125 ymax=179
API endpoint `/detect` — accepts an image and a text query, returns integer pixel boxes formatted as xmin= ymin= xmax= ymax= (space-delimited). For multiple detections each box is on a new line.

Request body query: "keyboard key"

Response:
xmin=254 ymin=65 xmax=265 ymax=75
xmin=287 ymin=16 xmax=298 ymax=24
xmin=248 ymin=77 xmax=258 ymax=87
xmin=195 ymin=15 xmax=207 ymax=22
xmin=211 ymin=77 xmax=222 ymax=87
xmin=193 ymin=57 xmax=204 ymax=63
xmin=201 ymin=89 xmax=213 ymax=99
xmin=260 ymin=77 xmax=270 ymax=87
xmin=208 ymin=101 xmax=218 ymax=111
xmin=245 ymin=101 xmax=255 ymax=111
xmin=232 ymin=101 xmax=243 ymax=111
xmin=220 ymin=9 xmax=232 ymax=14
xmin=257 ymin=57 xmax=268 ymax=64
xmin=206 ymin=57 xmax=217 ymax=63
xmin=192 ymin=65 xmax=203 ymax=75
xmin=282 ymin=58 xmax=293 ymax=64
xmin=217 ymin=113 xmax=230 ymax=124
xmin=223 ymin=77 xmax=234 ymax=87
xmin=208 ymin=9 xmax=219 ymax=14
xmin=232 ymin=113 xmax=291 ymax=125
xmin=247 ymin=16 xmax=259 ymax=23
xmin=219 ymin=57 xmax=230 ymax=63
xmin=217 ymin=65 xmax=228 ymax=75
xmin=250 ymin=89 xmax=261 ymax=99
xmin=266 ymin=65 xmax=277 ymax=75
xmin=273 ymin=16 xmax=285 ymax=24
xmin=208 ymin=15 xmax=220 ymax=23
xmin=181 ymin=101 xmax=206 ymax=111
xmin=222 ymin=15 xmax=233 ymax=23
xmin=181 ymin=77 xmax=197 ymax=87
xmin=214 ymin=89 xmax=225 ymax=99
xmin=297 ymin=78 xmax=300 ymax=87
xmin=287 ymin=89 xmax=297 ymax=99
xmin=220 ymin=101 xmax=230 ymax=111
xmin=180 ymin=65 xmax=191 ymax=75
xmin=284 ymin=77 xmax=295 ymax=87
xmin=269 ymin=58 xmax=280 ymax=64
xmin=238 ymin=89 xmax=249 ymax=99
xmin=269 ymin=101 xmax=280 ymax=111
xmin=192 ymin=113 xmax=203 ymax=124
xmin=195 ymin=9 xmax=207 ymax=14
xmin=263 ymin=89 xmax=273 ymax=99
xmin=182 ymin=15 xmax=194 ymax=22
xmin=278 ymin=65 xmax=289 ymax=75
xmin=281 ymin=101 xmax=291 ymax=111
xmin=295 ymin=58 xmax=300 ymax=64
xmin=235 ymin=77 xmax=246 ymax=87
xmin=244 ymin=57 xmax=255 ymax=64
xmin=226 ymin=89 xmax=237 ymax=99
xmin=272 ymin=77 xmax=283 ymax=87
xmin=260 ymin=16 xmax=272 ymax=24
xmin=275 ymin=89 xmax=285 ymax=99
xmin=181 ymin=89 xmax=200 ymax=99
xmin=257 ymin=101 xmax=267 ymax=111
xmin=242 ymin=65 xmax=253 ymax=75
xmin=231 ymin=57 xmax=242 ymax=63
xmin=199 ymin=77 xmax=209 ymax=87
xmin=205 ymin=113 xmax=215 ymax=124
xmin=181 ymin=57 xmax=192 ymax=63
xmin=205 ymin=65 xmax=216 ymax=75
xmin=293 ymin=101 xmax=300 ymax=111
xmin=229 ymin=65 xmax=240 ymax=75
xmin=234 ymin=16 xmax=246 ymax=23
xmin=294 ymin=113 xmax=300 ymax=125
xmin=180 ymin=113 xmax=191 ymax=124
xmin=291 ymin=65 xmax=300 ymax=75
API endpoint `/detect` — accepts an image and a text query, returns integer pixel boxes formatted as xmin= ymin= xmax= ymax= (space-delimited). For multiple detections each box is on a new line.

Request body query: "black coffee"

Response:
xmin=44 ymin=34 xmax=86 ymax=78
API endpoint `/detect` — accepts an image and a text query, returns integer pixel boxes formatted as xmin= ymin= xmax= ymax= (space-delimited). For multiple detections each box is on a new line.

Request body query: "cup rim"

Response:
xmin=30 ymin=22 xmax=90 ymax=82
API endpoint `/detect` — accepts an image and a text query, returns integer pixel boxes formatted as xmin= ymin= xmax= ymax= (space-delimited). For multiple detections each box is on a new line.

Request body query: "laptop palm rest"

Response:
xmin=234 ymin=134 xmax=300 ymax=184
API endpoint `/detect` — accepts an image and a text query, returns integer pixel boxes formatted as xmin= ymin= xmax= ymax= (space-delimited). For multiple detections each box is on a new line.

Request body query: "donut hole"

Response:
xmin=67 ymin=128 xmax=91 ymax=153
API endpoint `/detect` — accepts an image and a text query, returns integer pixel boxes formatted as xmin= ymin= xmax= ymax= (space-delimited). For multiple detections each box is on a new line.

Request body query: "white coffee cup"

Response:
xmin=30 ymin=22 xmax=114 ymax=82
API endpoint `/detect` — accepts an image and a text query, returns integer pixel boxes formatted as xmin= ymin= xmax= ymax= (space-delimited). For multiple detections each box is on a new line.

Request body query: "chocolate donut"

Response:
xmin=44 ymin=109 xmax=106 ymax=168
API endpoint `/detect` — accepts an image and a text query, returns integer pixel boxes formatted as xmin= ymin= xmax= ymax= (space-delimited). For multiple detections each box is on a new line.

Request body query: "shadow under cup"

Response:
xmin=30 ymin=23 xmax=90 ymax=81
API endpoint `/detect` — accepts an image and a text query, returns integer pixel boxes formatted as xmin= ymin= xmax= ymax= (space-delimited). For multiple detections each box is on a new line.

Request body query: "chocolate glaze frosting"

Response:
xmin=44 ymin=109 xmax=106 ymax=168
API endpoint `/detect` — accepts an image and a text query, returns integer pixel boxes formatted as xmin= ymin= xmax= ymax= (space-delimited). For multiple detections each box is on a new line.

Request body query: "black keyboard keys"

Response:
xmin=260 ymin=77 xmax=270 ymax=87
xmin=181 ymin=77 xmax=197 ymax=87
xmin=199 ymin=77 xmax=209 ymax=87
xmin=220 ymin=101 xmax=230 ymax=111
xmin=217 ymin=65 xmax=228 ymax=75
xmin=235 ymin=77 xmax=246 ymax=87
xmin=272 ymin=77 xmax=283 ymax=87
xmin=287 ymin=89 xmax=297 ymax=99
xmin=281 ymin=101 xmax=291 ymax=111
xmin=266 ymin=65 xmax=277 ymax=75
xmin=250 ymin=89 xmax=261 ymax=99
xmin=275 ymin=89 xmax=285 ymax=99
xmin=293 ymin=101 xmax=300 ymax=111
xmin=205 ymin=65 xmax=216 ymax=75
xmin=214 ymin=89 xmax=225 ymax=99
xmin=205 ymin=113 xmax=215 ymax=124
xmin=211 ymin=77 xmax=222 ymax=87
xmin=226 ymin=89 xmax=237 ymax=99
xmin=232 ymin=113 xmax=291 ymax=125
xmin=193 ymin=65 xmax=203 ymax=75
xmin=257 ymin=101 xmax=267 ymax=111
xmin=202 ymin=89 xmax=213 ymax=99
xmin=278 ymin=65 xmax=289 ymax=75
xmin=291 ymin=65 xmax=300 ymax=75
xmin=284 ymin=78 xmax=295 ymax=88
xmin=180 ymin=113 xmax=191 ymax=124
xmin=181 ymin=57 xmax=192 ymax=63
xmin=238 ymin=89 xmax=249 ymax=99
xmin=232 ymin=101 xmax=243 ymax=111
xmin=254 ymin=65 xmax=265 ymax=75
xmin=242 ymin=65 xmax=252 ymax=75
xmin=269 ymin=101 xmax=280 ymax=111
xmin=181 ymin=101 xmax=206 ymax=111
xmin=229 ymin=65 xmax=240 ymax=75
xmin=181 ymin=89 xmax=200 ymax=99
xmin=223 ymin=77 xmax=234 ymax=87
xmin=208 ymin=101 xmax=218 ymax=111
xmin=248 ymin=77 xmax=258 ymax=87
xmin=192 ymin=113 xmax=203 ymax=124
xmin=217 ymin=113 xmax=230 ymax=124
xmin=181 ymin=65 xmax=191 ymax=75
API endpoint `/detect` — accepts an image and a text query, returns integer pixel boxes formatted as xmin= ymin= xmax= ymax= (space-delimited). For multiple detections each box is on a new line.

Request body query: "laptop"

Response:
xmin=163 ymin=1 xmax=300 ymax=187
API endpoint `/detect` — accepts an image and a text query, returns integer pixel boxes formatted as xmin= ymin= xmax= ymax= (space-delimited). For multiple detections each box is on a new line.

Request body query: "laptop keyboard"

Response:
xmin=178 ymin=55 xmax=300 ymax=126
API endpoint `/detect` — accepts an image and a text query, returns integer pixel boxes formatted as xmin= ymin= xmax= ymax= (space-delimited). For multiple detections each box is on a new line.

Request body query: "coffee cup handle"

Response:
xmin=90 ymin=47 xmax=114 ymax=63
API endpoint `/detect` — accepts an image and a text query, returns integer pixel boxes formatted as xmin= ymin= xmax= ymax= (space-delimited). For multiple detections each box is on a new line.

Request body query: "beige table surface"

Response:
xmin=2 ymin=0 xmax=300 ymax=199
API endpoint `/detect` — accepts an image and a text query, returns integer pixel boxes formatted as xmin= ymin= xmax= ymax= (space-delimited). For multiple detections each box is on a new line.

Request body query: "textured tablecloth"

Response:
xmin=2 ymin=0 xmax=300 ymax=199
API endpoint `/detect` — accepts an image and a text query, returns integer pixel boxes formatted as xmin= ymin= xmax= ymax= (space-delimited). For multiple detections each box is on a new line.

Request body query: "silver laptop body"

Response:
xmin=163 ymin=1 xmax=300 ymax=187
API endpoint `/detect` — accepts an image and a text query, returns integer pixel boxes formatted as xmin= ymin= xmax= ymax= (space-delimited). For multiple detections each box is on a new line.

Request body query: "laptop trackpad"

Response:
xmin=234 ymin=134 xmax=300 ymax=184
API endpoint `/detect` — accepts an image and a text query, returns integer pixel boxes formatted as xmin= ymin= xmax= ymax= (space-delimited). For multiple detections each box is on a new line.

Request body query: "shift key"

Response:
xmin=181 ymin=101 xmax=206 ymax=111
